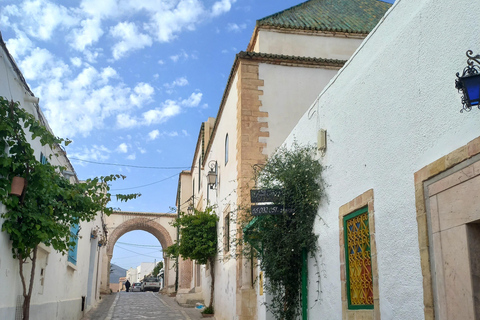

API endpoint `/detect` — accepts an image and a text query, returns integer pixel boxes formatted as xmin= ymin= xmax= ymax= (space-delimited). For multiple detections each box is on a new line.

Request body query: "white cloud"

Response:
xmin=5 ymin=1 xmax=77 ymax=41
xmin=148 ymin=130 xmax=160 ymax=141
xmin=212 ymin=0 xmax=236 ymax=17
xmin=182 ymin=130 xmax=189 ymax=136
xmin=227 ymin=22 xmax=246 ymax=32
xmin=68 ymin=144 xmax=111 ymax=163
xmin=70 ymin=57 xmax=82 ymax=67
xmin=110 ymin=21 xmax=152 ymax=60
xmin=19 ymin=47 xmax=69 ymax=81
xmin=79 ymin=0 xmax=122 ymax=19
xmin=164 ymin=77 xmax=189 ymax=90
xmin=181 ymin=92 xmax=202 ymax=107
xmin=70 ymin=18 xmax=104 ymax=51
xmin=126 ymin=153 xmax=136 ymax=160
xmin=145 ymin=0 xmax=204 ymax=43
xmin=143 ymin=100 xmax=181 ymax=125
xmin=117 ymin=114 xmax=139 ymax=129
xmin=138 ymin=147 xmax=147 ymax=154
xmin=5 ymin=32 xmax=33 ymax=58
xmin=158 ymin=60 xmax=165 ymax=65
xmin=116 ymin=143 xmax=128 ymax=153
xmin=129 ymin=83 xmax=154 ymax=107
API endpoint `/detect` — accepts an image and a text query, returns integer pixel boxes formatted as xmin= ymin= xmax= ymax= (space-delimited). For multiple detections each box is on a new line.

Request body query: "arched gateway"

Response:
xmin=100 ymin=211 xmax=177 ymax=294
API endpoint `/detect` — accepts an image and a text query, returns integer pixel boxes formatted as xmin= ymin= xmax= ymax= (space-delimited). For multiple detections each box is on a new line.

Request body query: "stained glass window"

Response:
xmin=344 ymin=207 xmax=374 ymax=309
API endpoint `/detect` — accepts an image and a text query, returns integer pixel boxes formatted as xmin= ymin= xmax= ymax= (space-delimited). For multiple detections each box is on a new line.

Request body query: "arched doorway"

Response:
xmin=101 ymin=212 xmax=177 ymax=294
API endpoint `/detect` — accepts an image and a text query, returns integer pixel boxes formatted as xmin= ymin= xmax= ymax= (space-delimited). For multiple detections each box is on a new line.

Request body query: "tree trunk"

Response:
xmin=19 ymin=246 xmax=37 ymax=320
xmin=208 ymin=257 xmax=215 ymax=310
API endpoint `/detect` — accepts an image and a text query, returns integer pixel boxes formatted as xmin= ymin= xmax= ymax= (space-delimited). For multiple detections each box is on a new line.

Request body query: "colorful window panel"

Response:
xmin=344 ymin=207 xmax=374 ymax=309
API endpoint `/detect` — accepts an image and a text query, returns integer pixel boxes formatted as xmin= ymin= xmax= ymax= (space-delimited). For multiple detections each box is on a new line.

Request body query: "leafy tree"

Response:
xmin=165 ymin=206 xmax=218 ymax=311
xmin=0 ymin=97 xmax=140 ymax=320
xmin=152 ymin=261 xmax=164 ymax=277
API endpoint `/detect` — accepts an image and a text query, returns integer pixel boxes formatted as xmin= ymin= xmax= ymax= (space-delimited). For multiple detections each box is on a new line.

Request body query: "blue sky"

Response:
xmin=0 ymin=0 xmax=394 ymax=269
xmin=0 ymin=0 xmax=308 ymax=270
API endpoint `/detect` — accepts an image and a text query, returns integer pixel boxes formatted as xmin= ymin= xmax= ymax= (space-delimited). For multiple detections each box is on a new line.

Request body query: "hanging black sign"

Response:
xmin=250 ymin=189 xmax=284 ymax=203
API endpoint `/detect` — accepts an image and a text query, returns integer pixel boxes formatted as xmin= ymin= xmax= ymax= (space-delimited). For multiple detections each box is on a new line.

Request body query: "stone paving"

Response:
xmin=82 ymin=292 xmax=212 ymax=320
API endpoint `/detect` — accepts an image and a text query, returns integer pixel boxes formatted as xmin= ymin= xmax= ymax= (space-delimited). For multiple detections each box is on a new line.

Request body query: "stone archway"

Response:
xmin=100 ymin=211 xmax=177 ymax=294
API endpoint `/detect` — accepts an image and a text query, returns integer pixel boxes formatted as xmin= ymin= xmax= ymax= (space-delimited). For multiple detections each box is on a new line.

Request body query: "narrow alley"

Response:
xmin=82 ymin=292 xmax=208 ymax=320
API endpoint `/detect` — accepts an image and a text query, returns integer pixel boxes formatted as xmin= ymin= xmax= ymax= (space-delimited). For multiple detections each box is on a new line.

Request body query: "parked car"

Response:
xmin=141 ymin=277 xmax=160 ymax=292
xmin=131 ymin=282 xmax=142 ymax=292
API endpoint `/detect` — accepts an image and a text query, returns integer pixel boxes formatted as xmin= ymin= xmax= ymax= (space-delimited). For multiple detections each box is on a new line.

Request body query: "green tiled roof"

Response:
xmin=258 ymin=0 xmax=392 ymax=34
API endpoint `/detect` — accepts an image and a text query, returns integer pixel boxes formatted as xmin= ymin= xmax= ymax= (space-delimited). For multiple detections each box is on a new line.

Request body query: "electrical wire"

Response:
xmin=114 ymin=244 xmax=162 ymax=258
xmin=110 ymin=172 xmax=179 ymax=191
xmin=69 ymin=157 xmax=189 ymax=170
xmin=116 ymin=241 xmax=162 ymax=248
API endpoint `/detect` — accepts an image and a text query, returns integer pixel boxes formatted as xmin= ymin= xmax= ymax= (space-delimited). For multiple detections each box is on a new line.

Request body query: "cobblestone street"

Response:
xmin=82 ymin=292 xmax=210 ymax=320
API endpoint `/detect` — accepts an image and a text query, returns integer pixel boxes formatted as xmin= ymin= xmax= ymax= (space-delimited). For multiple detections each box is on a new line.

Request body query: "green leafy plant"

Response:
xmin=0 ymin=97 xmax=140 ymax=320
xmin=165 ymin=206 xmax=218 ymax=310
xmin=242 ymin=143 xmax=324 ymax=320
xmin=152 ymin=261 xmax=164 ymax=277
xmin=202 ymin=305 xmax=214 ymax=315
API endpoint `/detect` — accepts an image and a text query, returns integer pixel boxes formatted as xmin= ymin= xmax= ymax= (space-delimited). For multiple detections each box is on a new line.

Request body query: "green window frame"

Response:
xmin=343 ymin=206 xmax=374 ymax=310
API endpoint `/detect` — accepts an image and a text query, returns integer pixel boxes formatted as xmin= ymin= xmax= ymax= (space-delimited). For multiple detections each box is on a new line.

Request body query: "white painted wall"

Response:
xmin=0 ymin=40 xmax=105 ymax=320
xmin=281 ymin=0 xmax=480 ymax=319
xmin=201 ymin=72 xmax=239 ymax=320
xmin=137 ymin=262 xmax=155 ymax=281
xmin=254 ymin=30 xmax=365 ymax=60
xmin=259 ymin=64 xmax=340 ymax=156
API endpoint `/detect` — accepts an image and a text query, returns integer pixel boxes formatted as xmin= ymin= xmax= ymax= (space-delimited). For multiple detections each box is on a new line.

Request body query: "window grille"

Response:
xmin=344 ymin=207 xmax=373 ymax=309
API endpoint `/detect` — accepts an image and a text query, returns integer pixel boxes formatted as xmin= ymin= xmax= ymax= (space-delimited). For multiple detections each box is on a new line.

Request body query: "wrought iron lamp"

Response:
xmin=456 ymin=50 xmax=480 ymax=112
xmin=206 ymin=160 xmax=217 ymax=189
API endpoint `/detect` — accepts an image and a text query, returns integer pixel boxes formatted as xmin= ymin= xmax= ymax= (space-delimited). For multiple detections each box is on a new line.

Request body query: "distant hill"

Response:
xmin=110 ymin=264 xmax=127 ymax=284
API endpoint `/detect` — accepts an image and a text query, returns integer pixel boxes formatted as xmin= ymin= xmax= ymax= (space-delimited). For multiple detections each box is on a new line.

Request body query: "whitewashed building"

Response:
xmin=174 ymin=1 xmax=392 ymax=319
xmin=280 ymin=0 xmax=480 ymax=319
xmin=0 ymin=32 xmax=106 ymax=320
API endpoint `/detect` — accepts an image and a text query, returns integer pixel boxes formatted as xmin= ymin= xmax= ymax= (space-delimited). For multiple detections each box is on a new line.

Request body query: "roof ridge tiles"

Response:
xmin=256 ymin=0 xmax=391 ymax=34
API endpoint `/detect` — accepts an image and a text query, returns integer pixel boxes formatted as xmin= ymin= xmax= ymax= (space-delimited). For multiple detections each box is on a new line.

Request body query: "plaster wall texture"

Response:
xmin=254 ymin=30 xmax=365 ymax=60
xmin=200 ymin=73 xmax=240 ymax=319
xmin=281 ymin=0 xmax=480 ymax=319
xmin=0 ymin=43 xmax=105 ymax=320
xmin=258 ymin=63 xmax=339 ymax=157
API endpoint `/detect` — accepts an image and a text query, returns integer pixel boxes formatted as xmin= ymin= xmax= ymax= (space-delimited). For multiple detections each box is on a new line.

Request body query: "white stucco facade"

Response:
xmin=280 ymin=0 xmax=480 ymax=319
xmin=0 ymin=36 xmax=106 ymax=320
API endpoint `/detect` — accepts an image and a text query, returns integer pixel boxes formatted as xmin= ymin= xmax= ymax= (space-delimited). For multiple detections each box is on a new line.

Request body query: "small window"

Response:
xmin=68 ymin=224 xmax=79 ymax=265
xmin=343 ymin=206 xmax=373 ymax=309
xmin=40 ymin=152 xmax=48 ymax=164
xmin=224 ymin=212 xmax=230 ymax=253
xmin=225 ymin=134 xmax=229 ymax=165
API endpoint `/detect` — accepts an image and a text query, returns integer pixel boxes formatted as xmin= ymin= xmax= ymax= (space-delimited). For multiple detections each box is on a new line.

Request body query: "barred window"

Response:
xmin=343 ymin=206 xmax=373 ymax=309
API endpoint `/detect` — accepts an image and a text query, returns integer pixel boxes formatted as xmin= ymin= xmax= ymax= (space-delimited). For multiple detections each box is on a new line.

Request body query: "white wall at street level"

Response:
xmin=282 ymin=0 xmax=480 ymax=319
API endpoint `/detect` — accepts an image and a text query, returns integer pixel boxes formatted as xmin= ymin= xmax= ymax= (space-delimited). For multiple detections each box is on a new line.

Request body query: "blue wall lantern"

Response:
xmin=456 ymin=50 xmax=480 ymax=112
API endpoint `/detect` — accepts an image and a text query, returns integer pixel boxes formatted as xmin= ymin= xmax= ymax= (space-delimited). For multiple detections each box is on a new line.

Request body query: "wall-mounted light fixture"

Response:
xmin=456 ymin=50 xmax=480 ymax=112
xmin=207 ymin=160 xmax=217 ymax=189
xmin=206 ymin=160 xmax=217 ymax=204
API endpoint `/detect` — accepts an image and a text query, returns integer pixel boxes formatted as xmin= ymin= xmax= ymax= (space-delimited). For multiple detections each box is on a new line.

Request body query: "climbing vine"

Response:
xmin=242 ymin=143 xmax=324 ymax=320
